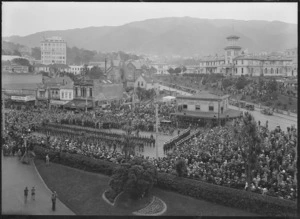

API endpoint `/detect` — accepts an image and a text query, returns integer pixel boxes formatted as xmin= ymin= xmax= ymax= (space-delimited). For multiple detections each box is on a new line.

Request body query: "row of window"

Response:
xmin=61 ymin=91 xmax=72 ymax=99
xmin=182 ymin=104 xmax=214 ymax=111
xmin=74 ymin=87 xmax=93 ymax=97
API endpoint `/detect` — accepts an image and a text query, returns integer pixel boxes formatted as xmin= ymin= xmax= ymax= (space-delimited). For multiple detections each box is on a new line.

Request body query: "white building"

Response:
xmin=199 ymin=35 xmax=294 ymax=77
xmin=41 ymin=36 xmax=67 ymax=65
xmin=152 ymin=63 xmax=170 ymax=75
xmin=134 ymin=75 xmax=158 ymax=90
xmin=60 ymin=82 xmax=74 ymax=101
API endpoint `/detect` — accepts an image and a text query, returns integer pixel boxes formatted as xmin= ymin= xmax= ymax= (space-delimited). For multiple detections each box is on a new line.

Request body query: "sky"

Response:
xmin=2 ymin=2 xmax=297 ymax=37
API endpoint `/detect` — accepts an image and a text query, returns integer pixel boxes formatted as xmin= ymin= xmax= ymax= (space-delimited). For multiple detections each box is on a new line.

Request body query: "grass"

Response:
xmin=34 ymin=159 xmax=258 ymax=216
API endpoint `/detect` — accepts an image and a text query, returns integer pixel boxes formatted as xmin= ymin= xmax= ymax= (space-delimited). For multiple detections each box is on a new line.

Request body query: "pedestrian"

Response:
xmin=24 ymin=187 xmax=29 ymax=203
xmin=51 ymin=191 xmax=57 ymax=211
xmin=46 ymin=154 xmax=49 ymax=165
xmin=31 ymin=186 xmax=35 ymax=201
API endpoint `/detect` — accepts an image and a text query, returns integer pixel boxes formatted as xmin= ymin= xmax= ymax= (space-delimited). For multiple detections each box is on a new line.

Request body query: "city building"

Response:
xmin=2 ymin=62 xmax=29 ymax=73
xmin=67 ymin=65 xmax=84 ymax=75
xmin=184 ymin=65 xmax=200 ymax=74
xmin=199 ymin=35 xmax=294 ymax=77
xmin=41 ymin=36 xmax=67 ymax=65
xmin=172 ymin=91 xmax=241 ymax=125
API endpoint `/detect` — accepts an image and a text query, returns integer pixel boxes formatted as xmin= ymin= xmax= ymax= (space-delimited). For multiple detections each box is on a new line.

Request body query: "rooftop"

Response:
xmin=177 ymin=91 xmax=229 ymax=100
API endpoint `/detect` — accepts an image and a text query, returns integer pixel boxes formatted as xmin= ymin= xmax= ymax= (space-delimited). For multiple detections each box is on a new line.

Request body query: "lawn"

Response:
xmin=34 ymin=159 xmax=258 ymax=216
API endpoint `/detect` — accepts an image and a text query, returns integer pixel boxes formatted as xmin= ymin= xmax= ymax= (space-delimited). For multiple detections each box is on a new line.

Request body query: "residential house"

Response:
xmin=134 ymin=75 xmax=158 ymax=90
xmin=34 ymin=63 xmax=50 ymax=73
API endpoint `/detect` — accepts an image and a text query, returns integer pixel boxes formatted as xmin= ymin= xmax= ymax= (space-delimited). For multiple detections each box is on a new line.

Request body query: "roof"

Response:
xmin=234 ymin=55 xmax=293 ymax=61
xmin=172 ymin=108 xmax=241 ymax=119
xmin=48 ymin=63 xmax=70 ymax=69
xmin=226 ymin=35 xmax=240 ymax=39
xmin=2 ymin=55 xmax=24 ymax=61
xmin=34 ymin=63 xmax=48 ymax=67
xmin=224 ymin=45 xmax=242 ymax=50
xmin=2 ymin=74 xmax=43 ymax=86
xmin=177 ymin=91 xmax=229 ymax=100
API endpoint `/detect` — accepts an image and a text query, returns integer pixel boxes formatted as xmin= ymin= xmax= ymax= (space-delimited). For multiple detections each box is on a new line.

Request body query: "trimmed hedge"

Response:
xmin=34 ymin=145 xmax=116 ymax=176
xmin=157 ymin=173 xmax=297 ymax=217
xmin=34 ymin=145 xmax=297 ymax=216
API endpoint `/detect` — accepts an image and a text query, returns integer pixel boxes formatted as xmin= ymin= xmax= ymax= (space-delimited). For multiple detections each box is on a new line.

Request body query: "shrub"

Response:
xmin=240 ymin=95 xmax=246 ymax=100
xmin=265 ymin=101 xmax=273 ymax=107
xmin=175 ymin=159 xmax=187 ymax=177
xmin=156 ymin=173 xmax=297 ymax=217
xmin=34 ymin=145 xmax=116 ymax=175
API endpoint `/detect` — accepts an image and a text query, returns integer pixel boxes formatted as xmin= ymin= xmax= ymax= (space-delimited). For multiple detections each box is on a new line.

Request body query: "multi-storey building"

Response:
xmin=41 ymin=36 xmax=67 ymax=65
xmin=199 ymin=35 xmax=294 ymax=77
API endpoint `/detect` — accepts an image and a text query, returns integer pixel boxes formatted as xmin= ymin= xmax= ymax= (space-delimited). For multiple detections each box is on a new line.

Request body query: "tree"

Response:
xmin=31 ymin=47 xmax=41 ymax=60
xmin=235 ymin=76 xmax=247 ymax=90
xmin=222 ymin=78 xmax=234 ymax=89
xmin=233 ymin=113 xmax=262 ymax=192
xmin=174 ymin=67 xmax=182 ymax=74
xmin=182 ymin=66 xmax=187 ymax=73
xmin=175 ymin=159 xmax=187 ymax=177
xmin=12 ymin=58 xmax=30 ymax=66
xmin=109 ymin=157 xmax=157 ymax=200
xmin=121 ymin=134 xmax=135 ymax=161
xmin=87 ymin=66 xmax=104 ymax=79
xmin=13 ymin=49 xmax=21 ymax=56
xmin=167 ymin=68 xmax=174 ymax=74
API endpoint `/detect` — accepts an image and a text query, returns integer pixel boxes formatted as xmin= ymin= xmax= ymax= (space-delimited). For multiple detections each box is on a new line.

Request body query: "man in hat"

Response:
xmin=51 ymin=191 xmax=57 ymax=211
xmin=24 ymin=186 xmax=29 ymax=203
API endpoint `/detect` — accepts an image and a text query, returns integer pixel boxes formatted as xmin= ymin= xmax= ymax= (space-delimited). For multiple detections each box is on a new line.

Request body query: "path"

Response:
xmin=1 ymin=154 xmax=75 ymax=215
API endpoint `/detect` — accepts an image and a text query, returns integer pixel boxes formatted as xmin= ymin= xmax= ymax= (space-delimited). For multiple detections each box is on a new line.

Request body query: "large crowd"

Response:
xmin=3 ymin=100 xmax=297 ymax=202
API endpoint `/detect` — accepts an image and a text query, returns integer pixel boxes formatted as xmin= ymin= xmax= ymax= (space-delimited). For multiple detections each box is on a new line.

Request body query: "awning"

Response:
xmin=11 ymin=95 xmax=36 ymax=102
xmin=50 ymin=100 xmax=70 ymax=105
xmin=64 ymin=99 xmax=93 ymax=109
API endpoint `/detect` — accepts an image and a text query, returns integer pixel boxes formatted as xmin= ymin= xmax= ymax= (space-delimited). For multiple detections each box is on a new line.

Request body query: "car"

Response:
xmin=261 ymin=108 xmax=273 ymax=115
xmin=245 ymin=104 xmax=255 ymax=111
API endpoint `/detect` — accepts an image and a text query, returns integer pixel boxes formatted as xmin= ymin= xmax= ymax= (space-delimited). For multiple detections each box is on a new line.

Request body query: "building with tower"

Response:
xmin=41 ymin=36 xmax=67 ymax=65
xmin=199 ymin=34 xmax=293 ymax=77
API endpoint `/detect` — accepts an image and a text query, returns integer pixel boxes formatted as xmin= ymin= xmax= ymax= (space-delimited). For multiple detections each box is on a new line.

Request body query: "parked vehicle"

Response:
xmin=261 ymin=108 xmax=273 ymax=115
xmin=245 ymin=104 xmax=255 ymax=111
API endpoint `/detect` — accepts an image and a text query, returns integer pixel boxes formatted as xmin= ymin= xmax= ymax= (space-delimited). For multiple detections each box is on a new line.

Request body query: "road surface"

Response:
xmin=2 ymin=154 xmax=75 ymax=215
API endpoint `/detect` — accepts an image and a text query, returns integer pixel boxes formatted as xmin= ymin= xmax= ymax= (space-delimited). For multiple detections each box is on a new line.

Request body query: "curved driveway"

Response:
xmin=2 ymin=154 xmax=74 ymax=215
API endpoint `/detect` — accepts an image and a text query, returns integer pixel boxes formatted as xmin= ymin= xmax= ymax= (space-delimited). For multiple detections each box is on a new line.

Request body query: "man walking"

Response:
xmin=31 ymin=186 xmax=35 ymax=201
xmin=51 ymin=191 xmax=57 ymax=211
xmin=24 ymin=187 xmax=29 ymax=203
xmin=46 ymin=154 xmax=49 ymax=166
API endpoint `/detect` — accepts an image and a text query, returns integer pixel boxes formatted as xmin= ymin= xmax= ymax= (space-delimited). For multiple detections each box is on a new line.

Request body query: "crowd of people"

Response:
xmin=156 ymin=118 xmax=297 ymax=201
xmin=3 ymin=99 xmax=297 ymax=202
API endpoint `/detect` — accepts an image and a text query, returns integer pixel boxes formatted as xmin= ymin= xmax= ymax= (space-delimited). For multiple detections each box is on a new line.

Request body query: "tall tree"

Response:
xmin=234 ymin=113 xmax=262 ymax=192
xmin=31 ymin=47 xmax=41 ymax=60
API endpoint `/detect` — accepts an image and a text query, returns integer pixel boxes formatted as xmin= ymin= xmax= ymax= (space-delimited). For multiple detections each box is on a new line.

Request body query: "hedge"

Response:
xmin=34 ymin=145 xmax=297 ymax=216
xmin=34 ymin=145 xmax=116 ymax=176
xmin=157 ymin=173 xmax=297 ymax=217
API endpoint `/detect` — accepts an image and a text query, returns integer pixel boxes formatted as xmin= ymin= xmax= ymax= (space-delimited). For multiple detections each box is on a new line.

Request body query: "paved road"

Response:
xmin=2 ymin=154 xmax=75 ymax=215
xmin=229 ymin=105 xmax=297 ymax=131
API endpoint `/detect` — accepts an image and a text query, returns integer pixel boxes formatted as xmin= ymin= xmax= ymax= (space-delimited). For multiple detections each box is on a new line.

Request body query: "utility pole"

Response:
xmin=218 ymin=99 xmax=221 ymax=126
xmin=155 ymin=102 xmax=159 ymax=159
xmin=2 ymin=90 xmax=5 ymax=136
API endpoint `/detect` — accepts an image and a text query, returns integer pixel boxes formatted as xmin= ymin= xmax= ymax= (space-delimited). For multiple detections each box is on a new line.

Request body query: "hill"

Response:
xmin=3 ymin=17 xmax=297 ymax=56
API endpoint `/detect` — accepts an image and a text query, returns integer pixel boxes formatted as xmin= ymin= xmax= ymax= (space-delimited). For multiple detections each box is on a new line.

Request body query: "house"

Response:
xmin=2 ymin=61 xmax=29 ymax=73
xmin=134 ymin=75 xmax=158 ymax=90
xmin=34 ymin=63 xmax=50 ymax=73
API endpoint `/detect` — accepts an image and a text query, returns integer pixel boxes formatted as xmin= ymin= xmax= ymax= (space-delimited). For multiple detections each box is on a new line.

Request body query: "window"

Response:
xmin=90 ymin=88 xmax=92 ymax=97
xmin=183 ymin=104 xmax=187 ymax=109
xmin=265 ymin=68 xmax=267 ymax=74
xmin=242 ymin=60 xmax=243 ymax=65
xmin=241 ymin=68 xmax=243 ymax=74
xmin=209 ymin=106 xmax=214 ymax=111
xmin=69 ymin=92 xmax=71 ymax=99
xmin=271 ymin=68 xmax=274 ymax=74
xmin=62 ymin=92 xmax=64 ymax=98
xmin=195 ymin=105 xmax=200 ymax=110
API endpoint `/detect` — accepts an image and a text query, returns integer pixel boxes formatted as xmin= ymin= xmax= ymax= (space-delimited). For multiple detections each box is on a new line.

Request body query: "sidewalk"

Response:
xmin=2 ymin=155 xmax=75 ymax=215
